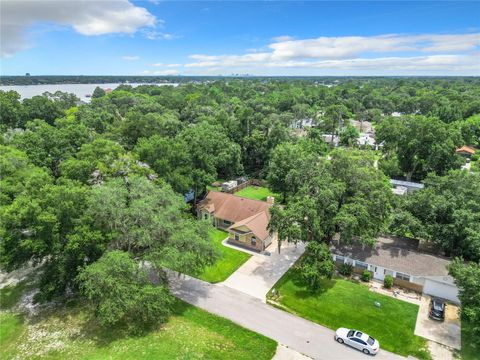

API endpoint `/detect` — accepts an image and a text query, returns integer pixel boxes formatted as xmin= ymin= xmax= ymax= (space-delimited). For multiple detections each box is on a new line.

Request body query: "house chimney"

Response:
xmin=266 ymin=196 xmax=275 ymax=204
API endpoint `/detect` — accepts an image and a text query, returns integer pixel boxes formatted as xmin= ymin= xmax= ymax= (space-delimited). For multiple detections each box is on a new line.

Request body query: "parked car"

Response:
xmin=335 ymin=328 xmax=380 ymax=355
xmin=429 ymin=298 xmax=445 ymax=321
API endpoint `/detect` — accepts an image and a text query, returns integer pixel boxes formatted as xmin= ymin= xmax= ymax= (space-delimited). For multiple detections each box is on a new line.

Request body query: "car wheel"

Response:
xmin=363 ymin=349 xmax=370 ymax=355
xmin=337 ymin=338 xmax=344 ymax=344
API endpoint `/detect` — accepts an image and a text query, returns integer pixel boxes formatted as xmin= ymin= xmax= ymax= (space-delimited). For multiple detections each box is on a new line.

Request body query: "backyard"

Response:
xmin=234 ymin=186 xmax=279 ymax=202
xmin=195 ymin=228 xmax=251 ymax=283
xmin=268 ymin=267 xmax=430 ymax=359
xmin=0 ymin=278 xmax=276 ymax=360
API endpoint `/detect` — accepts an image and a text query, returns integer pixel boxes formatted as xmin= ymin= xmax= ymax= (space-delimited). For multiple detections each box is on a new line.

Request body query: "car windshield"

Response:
xmin=367 ymin=336 xmax=375 ymax=346
xmin=433 ymin=301 xmax=444 ymax=311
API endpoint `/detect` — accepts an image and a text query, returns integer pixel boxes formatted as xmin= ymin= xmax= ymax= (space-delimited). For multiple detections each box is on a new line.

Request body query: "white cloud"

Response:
xmin=143 ymin=30 xmax=180 ymax=40
xmin=142 ymin=69 xmax=180 ymax=75
xmin=184 ymin=33 xmax=480 ymax=75
xmin=1 ymin=0 xmax=156 ymax=57
xmin=122 ymin=55 xmax=140 ymax=61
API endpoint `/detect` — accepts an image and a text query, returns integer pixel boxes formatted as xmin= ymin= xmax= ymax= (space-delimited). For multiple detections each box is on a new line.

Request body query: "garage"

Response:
xmin=423 ymin=277 xmax=459 ymax=304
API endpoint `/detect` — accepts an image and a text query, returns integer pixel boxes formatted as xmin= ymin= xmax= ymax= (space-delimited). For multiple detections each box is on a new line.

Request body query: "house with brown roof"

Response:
xmin=330 ymin=236 xmax=459 ymax=303
xmin=456 ymin=145 xmax=476 ymax=157
xmin=197 ymin=191 xmax=275 ymax=252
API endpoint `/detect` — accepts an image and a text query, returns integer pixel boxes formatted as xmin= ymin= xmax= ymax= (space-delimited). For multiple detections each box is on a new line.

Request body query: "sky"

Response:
xmin=1 ymin=1 xmax=479 ymax=76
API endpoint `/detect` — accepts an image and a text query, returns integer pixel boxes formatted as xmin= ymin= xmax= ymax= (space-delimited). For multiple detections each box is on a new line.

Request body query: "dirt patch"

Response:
xmin=445 ymin=304 xmax=459 ymax=321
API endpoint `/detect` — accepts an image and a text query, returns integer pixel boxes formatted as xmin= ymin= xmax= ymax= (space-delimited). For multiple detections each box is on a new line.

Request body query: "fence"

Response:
xmin=224 ymin=179 xmax=264 ymax=194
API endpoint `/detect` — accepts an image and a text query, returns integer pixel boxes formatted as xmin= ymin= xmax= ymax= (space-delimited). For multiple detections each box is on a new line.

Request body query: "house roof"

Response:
xmin=330 ymin=236 xmax=451 ymax=277
xmin=228 ymin=211 xmax=270 ymax=240
xmin=456 ymin=146 xmax=476 ymax=155
xmin=199 ymin=190 xmax=272 ymax=224
xmin=390 ymin=179 xmax=424 ymax=190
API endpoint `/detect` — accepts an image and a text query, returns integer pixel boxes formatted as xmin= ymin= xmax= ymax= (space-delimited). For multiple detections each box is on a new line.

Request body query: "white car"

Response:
xmin=335 ymin=328 xmax=380 ymax=355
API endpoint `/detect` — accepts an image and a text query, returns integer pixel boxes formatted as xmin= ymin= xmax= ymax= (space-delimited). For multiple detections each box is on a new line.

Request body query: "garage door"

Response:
xmin=423 ymin=279 xmax=460 ymax=304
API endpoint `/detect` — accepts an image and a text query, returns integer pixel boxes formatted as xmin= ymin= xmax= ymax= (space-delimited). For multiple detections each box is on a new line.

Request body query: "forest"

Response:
xmin=1 ymin=78 xmax=479 ymax=340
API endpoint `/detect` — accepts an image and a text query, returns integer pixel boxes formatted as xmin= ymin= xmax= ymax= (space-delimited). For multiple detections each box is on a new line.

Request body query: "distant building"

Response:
xmin=322 ymin=134 xmax=340 ymax=147
xmin=390 ymin=179 xmax=424 ymax=195
xmin=456 ymin=145 xmax=476 ymax=158
xmin=221 ymin=180 xmax=238 ymax=192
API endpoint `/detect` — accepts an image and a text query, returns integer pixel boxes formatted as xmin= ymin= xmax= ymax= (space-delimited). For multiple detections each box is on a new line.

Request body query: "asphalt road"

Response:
xmin=168 ymin=273 xmax=408 ymax=360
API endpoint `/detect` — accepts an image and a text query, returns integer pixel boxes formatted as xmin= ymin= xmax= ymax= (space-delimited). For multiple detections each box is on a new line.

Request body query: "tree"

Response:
xmin=92 ymin=86 xmax=106 ymax=99
xmin=10 ymin=118 xmax=91 ymax=177
xmin=85 ymin=176 xmax=217 ymax=271
xmin=322 ymin=104 xmax=351 ymax=142
xmin=22 ymin=94 xmax=64 ymax=125
xmin=390 ymin=171 xmax=480 ymax=261
xmin=0 ymin=90 xmax=25 ymax=129
xmin=78 ymin=250 xmax=173 ymax=329
xmin=449 ymin=259 xmax=480 ymax=347
xmin=376 ymin=115 xmax=463 ymax=181
xmin=135 ymin=135 xmax=193 ymax=194
xmin=300 ymin=242 xmax=335 ymax=290
xmin=339 ymin=125 xmax=359 ymax=147
xmin=269 ymin=150 xmax=393 ymax=247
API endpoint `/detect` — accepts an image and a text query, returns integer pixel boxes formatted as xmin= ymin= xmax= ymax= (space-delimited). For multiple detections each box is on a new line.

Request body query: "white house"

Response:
xmin=330 ymin=236 xmax=459 ymax=303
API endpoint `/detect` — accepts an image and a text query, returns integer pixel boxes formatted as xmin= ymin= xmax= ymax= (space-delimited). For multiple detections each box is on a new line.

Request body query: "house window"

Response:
xmin=204 ymin=213 xmax=208 ymax=220
xmin=223 ymin=219 xmax=232 ymax=226
xmin=396 ymin=272 xmax=410 ymax=281
xmin=251 ymin=236 xmax=257 ymax=246
xmin=355 ymin=261 xmax=368 ymax=269
xmin=234 ymin=234 xmax=239 ymax=241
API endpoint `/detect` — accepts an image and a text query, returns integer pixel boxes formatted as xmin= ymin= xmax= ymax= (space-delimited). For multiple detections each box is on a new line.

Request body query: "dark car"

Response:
xmin=429 ymin=298 xmax=445 ymax=321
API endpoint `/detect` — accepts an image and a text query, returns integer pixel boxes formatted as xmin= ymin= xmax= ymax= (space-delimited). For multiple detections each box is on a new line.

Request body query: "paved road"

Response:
xmin=222 ymin=239 xmax=305 ymax=300
xmin=168 ymin=272 xmax=407 ymax=360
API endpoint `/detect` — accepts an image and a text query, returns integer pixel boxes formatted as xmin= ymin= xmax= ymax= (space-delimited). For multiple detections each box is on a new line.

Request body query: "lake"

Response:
xmin=0 ymin=83 xmax=178 ymax=103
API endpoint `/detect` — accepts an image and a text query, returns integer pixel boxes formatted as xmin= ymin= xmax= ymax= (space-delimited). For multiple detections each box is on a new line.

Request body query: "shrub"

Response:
xmin=384 ymin=275 xmax=394 ymax=289
xmin=361 ymin=270 xmax=371 ymax=282
xmin=339 ymin=263 xmax=353 ymax=277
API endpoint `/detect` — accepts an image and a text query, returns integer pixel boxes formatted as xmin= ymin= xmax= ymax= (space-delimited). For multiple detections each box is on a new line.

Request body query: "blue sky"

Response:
xmin=1 ymin=1 xmax=479 ymax=76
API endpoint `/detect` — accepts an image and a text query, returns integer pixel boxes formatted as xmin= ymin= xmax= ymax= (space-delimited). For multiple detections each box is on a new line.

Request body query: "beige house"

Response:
xmin=197 ymin=191 xmax=275 ymax=251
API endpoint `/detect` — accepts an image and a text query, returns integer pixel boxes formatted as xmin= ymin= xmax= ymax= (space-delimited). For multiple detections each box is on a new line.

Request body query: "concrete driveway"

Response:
xmin=414 ymin=295 xmax=461 ymax=350
xmin=221 ymin=239 xmax=305 ymax=300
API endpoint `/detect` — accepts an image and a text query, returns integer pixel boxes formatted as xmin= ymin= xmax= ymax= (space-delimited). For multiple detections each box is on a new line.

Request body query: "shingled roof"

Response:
xmin=199 ymin=191 xmax=273 ymax=240
xmin=330 ymin=236 xmax=451 ymax=277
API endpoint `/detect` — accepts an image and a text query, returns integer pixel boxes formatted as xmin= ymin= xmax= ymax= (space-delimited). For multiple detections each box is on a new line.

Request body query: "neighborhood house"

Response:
xmin=198 ymin=191 xmax=275 ymax=251
xmin=330 ymin=236 xmax=459 ymax=303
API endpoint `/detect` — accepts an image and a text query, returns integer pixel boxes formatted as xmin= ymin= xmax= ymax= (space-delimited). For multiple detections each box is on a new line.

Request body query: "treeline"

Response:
xmin=0 ymin=78 xmax=479 ymax=331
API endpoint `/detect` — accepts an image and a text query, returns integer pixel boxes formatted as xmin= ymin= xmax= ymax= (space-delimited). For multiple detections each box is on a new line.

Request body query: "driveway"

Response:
xmin=221 ymin=239 xmax=305 ymax=300
xmin=414 ymin=295 xmax=461 ymax=350
xmin=168 ymin=272 xmax=406 ymax=360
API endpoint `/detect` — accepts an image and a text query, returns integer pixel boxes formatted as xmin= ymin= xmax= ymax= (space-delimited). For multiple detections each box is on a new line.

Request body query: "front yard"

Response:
xmin=235 ymin=186 xmax=279 ymax=202
xmin=268 ymin=267 xmax=430 ymax=359
xmin=0 ymin=274 xmax=276 ymax=360
xmin=196 ymin=228 xmax=251 ymax=283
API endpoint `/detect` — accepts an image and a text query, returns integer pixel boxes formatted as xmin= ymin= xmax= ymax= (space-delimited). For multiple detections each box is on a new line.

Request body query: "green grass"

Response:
xmin=269 ymin=267 xmax=430 ymax=359
xmin=235 ymin=186 xmax=279 ymax=202
xmin=1 ymin=279 xmax=36 ymax=310
xmin=460 ymin=320 xmax=478 ymax=360
xmin=196 ymin=229 xmax=251 ymax=283
xmin=0 ymin=300 xmax=277 ymax=360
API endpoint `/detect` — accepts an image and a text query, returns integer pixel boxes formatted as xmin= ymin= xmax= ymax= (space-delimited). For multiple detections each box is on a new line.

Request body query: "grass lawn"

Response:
xmin=460 ymin=320 xmax=478 ymax=360
xmin=0 ymin=280 xmax=276 ymax=360
xmin=235 ymin=186 xmax=279 ymax=202
xmin=196 ymin=228 xmax=251 ymax=283
xmin=269 ymin=267 xmax=430 ymax=359
xmin=0 ymin=301 xmax=277 ymax=360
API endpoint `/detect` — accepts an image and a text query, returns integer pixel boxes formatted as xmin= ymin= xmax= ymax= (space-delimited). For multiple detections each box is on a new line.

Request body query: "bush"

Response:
xmin=361 ymin=270 xmax=371 ymax=282
xmin=339 ymin=263 xmax=353 ymax=277
xmin=384 ymin=275 xmax=394 ymax=288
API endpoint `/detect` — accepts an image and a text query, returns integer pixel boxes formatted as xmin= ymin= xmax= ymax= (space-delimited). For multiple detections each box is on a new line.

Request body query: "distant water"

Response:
xmin=0 ymin=83 xmax=178 ymax=103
